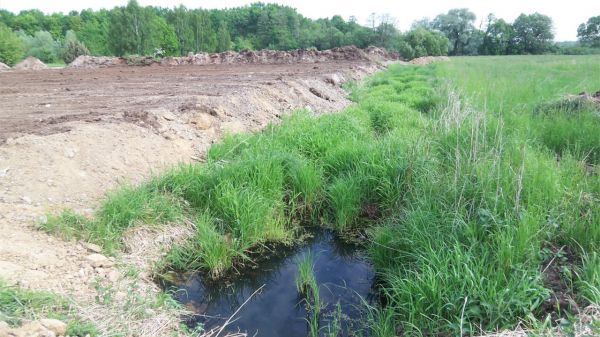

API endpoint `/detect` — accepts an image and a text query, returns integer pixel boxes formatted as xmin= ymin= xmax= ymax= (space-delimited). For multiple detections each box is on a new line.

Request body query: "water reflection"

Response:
xmin=167 ymin=229 xmax=376 ymax=337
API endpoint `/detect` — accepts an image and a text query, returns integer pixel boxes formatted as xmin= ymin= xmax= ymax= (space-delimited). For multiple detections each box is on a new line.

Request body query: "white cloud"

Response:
xmin=0 ymin=0 xmax=595 ymax=40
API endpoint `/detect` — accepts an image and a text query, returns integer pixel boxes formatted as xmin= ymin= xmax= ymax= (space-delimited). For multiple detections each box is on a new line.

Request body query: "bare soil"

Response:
xmin=0 ymin=58 xmax=387 ymax=336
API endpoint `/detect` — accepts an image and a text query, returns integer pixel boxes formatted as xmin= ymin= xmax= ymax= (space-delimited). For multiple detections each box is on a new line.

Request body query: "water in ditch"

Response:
xmin=165 ymin=229 xmax=376 ymax=337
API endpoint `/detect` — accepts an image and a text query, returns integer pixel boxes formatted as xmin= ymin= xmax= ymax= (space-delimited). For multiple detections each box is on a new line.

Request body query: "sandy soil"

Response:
xmin=0 ymin=59 xmax=386 ymax=335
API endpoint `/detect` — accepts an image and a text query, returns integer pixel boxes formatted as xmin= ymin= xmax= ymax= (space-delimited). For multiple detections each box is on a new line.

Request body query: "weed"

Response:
xmin=0 ymin=281 xmax=97 ymax=336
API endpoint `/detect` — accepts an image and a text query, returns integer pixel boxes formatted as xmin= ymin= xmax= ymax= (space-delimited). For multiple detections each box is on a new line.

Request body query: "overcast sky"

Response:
xmin=0 ymin=0 xmax=596 ymax=41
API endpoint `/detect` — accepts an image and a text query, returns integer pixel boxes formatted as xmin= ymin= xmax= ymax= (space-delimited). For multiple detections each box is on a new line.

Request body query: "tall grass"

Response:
xmin=367 ymin=56 xmax=600 ymax=335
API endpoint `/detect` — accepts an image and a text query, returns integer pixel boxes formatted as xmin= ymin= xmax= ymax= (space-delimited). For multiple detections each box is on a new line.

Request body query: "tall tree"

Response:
xmin=577 ymin=16 xmax=600 ymax=48
xmin=432 ymin=8 xmax=477 ymax=55
xmin=167 ymin=5 xmax=194 ymax=55
xmin=0 ymin=22 xmax=24 ymax=65
xmin=480 ymin=14 xmax=513 ymax=55
xmin=510 ymin=13 xmax=554 ymax=54
xmin=216 ymin=20 xmax=231 ymax=52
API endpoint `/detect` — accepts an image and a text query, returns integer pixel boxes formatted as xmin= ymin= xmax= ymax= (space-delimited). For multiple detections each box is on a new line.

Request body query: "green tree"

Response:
xmin=19 ymin=30 xmax=61 ymax=63
xmin=400 ymin=27 xmax=449 ymax=59
xmin=191 ymin=10 xmax=216 ymax=52
xmin=256 ymin=11 xmax=272 ymax=48
xmin=152 ymin=16 xmax=179 ymax=56
xmin=510 ymin=13 xmax=554 ymax=54
xmin=375 ymin=14 xmax=399 ymax=49
xmin=11 ymin=10 xmax=44 ymax=35
xmin=62 ymin=30 xmax=89 ymax=64
xmin=0 ymin=22 xmax=24 ymax=65
xmin=577 ymin=16 xmax=600 ymax=48
xmin=216 ymin=20 xmax=231 ymax=52
xmin=108 ymin=0 xmax=178 ymax=56
xmin=78 ymin=10 xmax=110 ymax=55
xmin=432 ymin=8 xmax=477 ymax=55
xmin=167 ymin=5 xmax=194 ymax=55
xmin=480 ymin=14 xmax=513 ymax=55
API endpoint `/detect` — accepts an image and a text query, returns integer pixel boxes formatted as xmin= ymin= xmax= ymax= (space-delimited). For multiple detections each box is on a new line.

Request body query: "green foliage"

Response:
xmin=510 ymin=13 xmax=554 ymax=54
xmin=577 ymin=16 xmax=600 ymax=48
xmin=62 ymin=30 xmax=89 ymax=64
xmin=108 ymin=0 xmax=179 ymax=56
xmin=0 ymin=282 xmax=97 ymax=335
xmin=41 ymin=186 xmax=184 ymax=253
xmin=432 ymin=8 xmax=477 ymax=55
xmin=398 ymin=27 xmax=449 ymax=59
xmin=480 ymin=15 xmax=513 ymax=55
xmin=216 ymin=20 xmax=231 ymax=52
xmin=295 ymin=251 xmax=317 ymax=296
xmin=0 ymin=3 xmax=449 ymax=58
xmin=576 ymin=253 xmax=600 ymax=304
xmin=0 ymin=22 xmax=24 ymax=65
xmin=18 ymin=30 xmax=61 ymax=63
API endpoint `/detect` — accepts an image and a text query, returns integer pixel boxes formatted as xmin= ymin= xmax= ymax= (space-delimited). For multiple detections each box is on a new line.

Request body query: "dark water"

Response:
xmin=167 ymin=229 xmax=376 ymax=337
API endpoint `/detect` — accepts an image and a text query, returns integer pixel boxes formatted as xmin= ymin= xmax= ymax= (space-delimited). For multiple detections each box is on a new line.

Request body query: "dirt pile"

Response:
xmin=69 ymin=46 xmax=398 ymax=69
xmin=69 ymin=55 xmax=125 ymax=68
xmin=14 ymin=56 xmax=48 ymax=70
xmin=535 ymin=90 xmax=600 ymax=114
xmin=0 ymin=62 xmax=10 ymax=71
xmin=579 ymin=90 xmax=600 ymax=103
xmin=409 ymin=56 xmax=451 ymax=65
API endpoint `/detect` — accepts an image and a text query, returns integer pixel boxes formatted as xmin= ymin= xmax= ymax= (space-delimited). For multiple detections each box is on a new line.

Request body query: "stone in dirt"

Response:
xmin=39 ymin=319 xmax=67 ymax=336
xmin=14 ymin=57 xmax=48 ymax=71
xmin=82 ymin=242 xmax=102 ymax=253
xmin=189 ymin=113 xmax=214 ymax=130
xmin=107 ymin=269 xmax=120 ymax=282
xmin=0 ymin=62 xmax=10 ymax=71
xmin=8 ymin=319 xmax=61 ymax=337
xmin=85 ymin=253 xmax=112 ymax=268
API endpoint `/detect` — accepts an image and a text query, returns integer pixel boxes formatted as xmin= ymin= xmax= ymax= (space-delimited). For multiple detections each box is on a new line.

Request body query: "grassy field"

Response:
xmin=41 ymin=55 xmax=600 ymax=336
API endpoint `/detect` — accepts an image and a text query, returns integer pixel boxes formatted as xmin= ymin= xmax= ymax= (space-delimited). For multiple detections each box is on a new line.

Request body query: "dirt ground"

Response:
xmin=0 ymin=59 xmax=387 ymax=335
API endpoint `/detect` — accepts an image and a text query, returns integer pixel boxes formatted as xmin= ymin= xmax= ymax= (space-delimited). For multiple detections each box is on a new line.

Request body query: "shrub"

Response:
xmin=62 ymin=30 xmax=90 ymax=64
xmin=0 ymin=23 xmax=24 ymax=66
xmin=18 ymin=30 xmax=61 ymax=63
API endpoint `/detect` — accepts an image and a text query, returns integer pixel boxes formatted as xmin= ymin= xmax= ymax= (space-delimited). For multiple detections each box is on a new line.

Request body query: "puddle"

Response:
xmin=166 ymin=229 xmax=376 ymax=336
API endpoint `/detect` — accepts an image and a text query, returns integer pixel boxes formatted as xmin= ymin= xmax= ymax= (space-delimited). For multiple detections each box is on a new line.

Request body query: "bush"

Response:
xmin=18 ymin=30 xmax=61 ymax=63
xmin=0 ymin=23 xmax=24 ymax=66
xmin=62 ymin=30 xmax=90 ymax=64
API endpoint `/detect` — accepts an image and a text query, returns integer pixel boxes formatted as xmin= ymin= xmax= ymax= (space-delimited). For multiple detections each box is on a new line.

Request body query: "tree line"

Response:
xmin=0 ymin=1 xmax=599 ymax=66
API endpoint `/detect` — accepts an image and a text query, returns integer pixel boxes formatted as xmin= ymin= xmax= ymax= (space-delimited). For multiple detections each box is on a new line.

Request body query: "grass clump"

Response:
xmin=295 ymin=251 xmax=317 ymax=296
xmin=294 ymin=251 xmax=321 ymax=337
xmin=576 ymin=253 xmax=600 ymax=305
xmin=0 ymin=281 xmax=97 ymax=336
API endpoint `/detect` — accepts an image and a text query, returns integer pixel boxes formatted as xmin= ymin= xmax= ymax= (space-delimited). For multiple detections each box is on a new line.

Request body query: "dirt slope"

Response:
xmin=0 ymin=53 xmax=392 ymax=336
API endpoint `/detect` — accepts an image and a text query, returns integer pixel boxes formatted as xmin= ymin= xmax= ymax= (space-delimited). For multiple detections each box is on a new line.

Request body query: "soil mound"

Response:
xmin=14 ymin=56 xmax=48 ymax=70
xmin=0 ymin=62 xmax=10 ymax=71
xmin=69 ymin=55 xmax=126 ymax=68
xmin=69 ymin=46 xmax=398 ymax=69
xmin=409 ymin=56 xmax=450 ymax=65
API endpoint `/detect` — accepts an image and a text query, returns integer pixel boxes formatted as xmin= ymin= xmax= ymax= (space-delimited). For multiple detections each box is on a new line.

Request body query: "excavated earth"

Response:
xmin=0 ymin=49 xmax=395 ymax=336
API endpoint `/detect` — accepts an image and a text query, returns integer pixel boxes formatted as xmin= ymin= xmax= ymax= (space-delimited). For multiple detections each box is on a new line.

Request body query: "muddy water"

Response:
xmin=168 ymin=229 xmax=376 ymax=336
